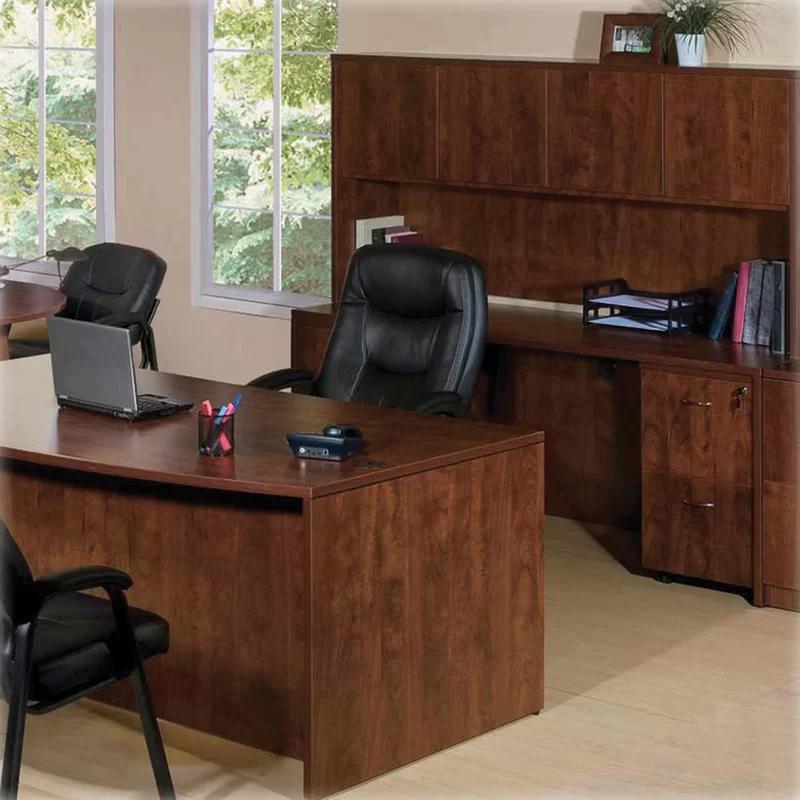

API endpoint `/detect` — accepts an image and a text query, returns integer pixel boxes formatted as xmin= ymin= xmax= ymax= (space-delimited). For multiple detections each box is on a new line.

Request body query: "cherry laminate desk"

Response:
xmin=0 ymin=356 xmax=544 ymax=798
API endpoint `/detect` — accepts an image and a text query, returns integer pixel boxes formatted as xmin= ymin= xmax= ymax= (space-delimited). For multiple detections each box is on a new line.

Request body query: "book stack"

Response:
xmin=707 ymin=260 xmax=790 ymax=354
xmin=372 ymin=224 xmax=423 ymax=245
xmin=355 ymin=215 xmax=423 ymax=249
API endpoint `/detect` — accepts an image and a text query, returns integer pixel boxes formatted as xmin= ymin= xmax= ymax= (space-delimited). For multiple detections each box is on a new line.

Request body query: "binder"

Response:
xmin=771 ymin=261 xmax=789 ymax=355
xmin=742 ymin=260 xmax=765 ymax=345
xmin=732 ymin=261 xmax=751 ymax=343
xmin=757 ymin=263 xmax=776 ymax=346
xmin=708 ymin=270 xmax=739 ymax=341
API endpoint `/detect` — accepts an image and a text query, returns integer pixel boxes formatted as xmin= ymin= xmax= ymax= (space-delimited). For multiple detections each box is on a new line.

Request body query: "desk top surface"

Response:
xmin=295 ymin=302 xmax=794 ymax=376
xmin=0 ymin=356 xmax=542 ymax=499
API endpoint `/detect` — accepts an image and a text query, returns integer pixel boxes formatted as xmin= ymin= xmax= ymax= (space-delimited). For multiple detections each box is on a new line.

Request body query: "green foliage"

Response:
xmin=660 ymin=0 xmax=759 ymax=53
xmin=0 ymin=0 xmax=97 ymax=258
xmin=212 ymin=0 xmax=335 ymax=296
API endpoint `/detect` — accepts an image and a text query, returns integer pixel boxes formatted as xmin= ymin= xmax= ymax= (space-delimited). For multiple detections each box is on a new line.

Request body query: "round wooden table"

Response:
xmin=0 ymin=281 xmax=66 ymax=361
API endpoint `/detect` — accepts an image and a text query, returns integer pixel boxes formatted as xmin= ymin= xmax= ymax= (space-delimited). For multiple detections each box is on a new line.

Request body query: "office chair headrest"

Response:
xmin=346 ymin=245 xmax=483 ymax=318
xmin=76 ymin=243 xmax=167 ymax=296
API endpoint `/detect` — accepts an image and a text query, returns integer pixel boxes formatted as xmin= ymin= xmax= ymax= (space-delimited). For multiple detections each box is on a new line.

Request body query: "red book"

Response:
xmin=388 ymin=231 xmax=423 ymax=244
xmin=732 ymin=261 xmax=751 ymax=343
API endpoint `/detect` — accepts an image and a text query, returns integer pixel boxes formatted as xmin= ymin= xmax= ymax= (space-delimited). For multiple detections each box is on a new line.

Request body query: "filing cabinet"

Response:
xmin=641 ymin=367 xmax=754 ymax=586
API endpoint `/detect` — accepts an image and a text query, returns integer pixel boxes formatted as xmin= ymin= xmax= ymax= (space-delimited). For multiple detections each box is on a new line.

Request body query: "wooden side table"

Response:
xmin=0 ymin=281 xmax=66 ymax=360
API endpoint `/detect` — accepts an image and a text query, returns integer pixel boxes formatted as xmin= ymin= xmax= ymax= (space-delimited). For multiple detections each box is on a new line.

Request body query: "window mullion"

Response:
xmin=205 ymin=0 xmax=215 ymax=294
xmin=272 ymin=1 xmax=282 ymax=293
xmin=37 ymin=0 xmax=46 ymax=256
xmin=97 ymin=0 xmax=116 ymax=241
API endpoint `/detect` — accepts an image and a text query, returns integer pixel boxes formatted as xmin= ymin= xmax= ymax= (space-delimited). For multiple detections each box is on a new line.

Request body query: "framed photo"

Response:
xmin=600 ymin=14 xmax=664 ymax=64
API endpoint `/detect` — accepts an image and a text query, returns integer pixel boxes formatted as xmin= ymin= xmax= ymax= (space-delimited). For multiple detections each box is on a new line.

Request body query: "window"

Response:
xmin=0 ymin=0 xmax=114 ymax=267
xmin=201 ymin=0 xmax=337 ymax=307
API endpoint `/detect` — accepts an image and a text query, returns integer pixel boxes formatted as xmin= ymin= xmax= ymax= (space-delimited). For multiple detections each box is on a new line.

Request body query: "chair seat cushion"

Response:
xmin=30 ymin=591 xmax=168 ymax=703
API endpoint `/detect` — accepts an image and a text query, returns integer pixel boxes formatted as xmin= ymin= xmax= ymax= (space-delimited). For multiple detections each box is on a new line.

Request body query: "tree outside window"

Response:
xmin=208 ymin=0 xmax=336 ymax=300
xmin=0 ymin=0 xmax=105 ymax=261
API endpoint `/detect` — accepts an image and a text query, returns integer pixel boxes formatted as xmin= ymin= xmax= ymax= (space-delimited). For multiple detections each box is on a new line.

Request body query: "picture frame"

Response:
xmin=599 ymin=14 xmax=665 ymax=65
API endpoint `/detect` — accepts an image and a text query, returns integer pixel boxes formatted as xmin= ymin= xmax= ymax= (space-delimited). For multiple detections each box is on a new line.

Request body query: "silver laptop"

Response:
xmin=48 ymin=317 xmax=193 ymax=421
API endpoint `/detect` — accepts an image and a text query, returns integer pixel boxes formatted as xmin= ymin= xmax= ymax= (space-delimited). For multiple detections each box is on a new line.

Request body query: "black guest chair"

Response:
xmin=10 ymin=242 xmax=166 ymax=370
xmin=250 ymin=245 xmax=488 ymax=417
xmin=0 ymin=521 xmax=175 ymax=800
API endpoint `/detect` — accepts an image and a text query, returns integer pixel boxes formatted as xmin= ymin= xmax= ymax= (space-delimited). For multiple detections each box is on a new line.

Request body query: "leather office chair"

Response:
xmin=0 ymin=521 xmax=175 ymax=800
xmin=250 ymin=244 xmax=488 ymax=416
xmin=9 ymin=242 xmax=166 ymax=370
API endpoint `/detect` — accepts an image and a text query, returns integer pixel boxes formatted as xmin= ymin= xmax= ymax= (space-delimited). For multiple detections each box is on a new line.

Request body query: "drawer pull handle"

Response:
xmin=681 ymin=398 xmax=712 ymax=408
xmin=682 ymin=499 xmax=715 ymax=509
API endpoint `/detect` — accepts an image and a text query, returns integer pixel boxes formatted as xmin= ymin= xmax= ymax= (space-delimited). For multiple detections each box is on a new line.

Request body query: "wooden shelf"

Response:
xmin=348 ymin=174 xmax=791 ymax=214
xmin=293 ymin=302 xmax=792 ymax=376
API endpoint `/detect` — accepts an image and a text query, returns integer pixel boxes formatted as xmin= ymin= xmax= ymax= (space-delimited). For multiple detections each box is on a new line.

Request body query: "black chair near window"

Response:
xmin=9 ymin=242 xmax=166 ymax=370
xmin=0 ymin=521 xmax=175 ymax=800
xmin=249 ymin=244 xmax=488 ymax=417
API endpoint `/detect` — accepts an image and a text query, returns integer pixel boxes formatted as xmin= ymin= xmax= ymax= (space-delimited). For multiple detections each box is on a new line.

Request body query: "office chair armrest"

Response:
xmin=413 ymin=391 xmax=470 ymax=418
xmin=248 ymin=368 xmax=315 ymax=393
xmin=34 ymin=566 xmax=133 ymax=603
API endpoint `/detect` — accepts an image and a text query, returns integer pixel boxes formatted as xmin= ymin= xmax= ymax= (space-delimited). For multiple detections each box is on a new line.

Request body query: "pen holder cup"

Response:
xmin=198 ymin=407 xmax=235 ymax=457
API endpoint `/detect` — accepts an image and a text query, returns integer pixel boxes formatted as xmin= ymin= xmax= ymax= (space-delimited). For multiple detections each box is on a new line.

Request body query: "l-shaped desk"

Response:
xmin=0 ymin=355 xmax=544 ymax=799
xmin=292 ymin=301 xmax=800 ymax=612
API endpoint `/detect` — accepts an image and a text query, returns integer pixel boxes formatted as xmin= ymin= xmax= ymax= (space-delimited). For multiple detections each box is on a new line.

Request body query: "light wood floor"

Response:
xmin=3 ymin=517 xmax=799 ymax=799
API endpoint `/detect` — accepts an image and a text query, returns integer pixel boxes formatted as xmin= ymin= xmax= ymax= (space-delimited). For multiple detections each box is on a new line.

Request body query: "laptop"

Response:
xmin=48 ymin=317 xmax=193 ymax=421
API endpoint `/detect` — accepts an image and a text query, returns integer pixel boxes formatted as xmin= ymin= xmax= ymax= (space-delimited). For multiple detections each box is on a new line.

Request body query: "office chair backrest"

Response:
xmin=316 ymin=245 xmax=488 ymax=407
xmin=59 ymin=242 xmax=167 ymax=324
xmin=0 ymin=521 xmax=35 ymax=699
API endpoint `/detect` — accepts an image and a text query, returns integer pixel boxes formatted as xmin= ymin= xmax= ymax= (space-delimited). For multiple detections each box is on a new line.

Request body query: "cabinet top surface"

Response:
xmin=764 ymin=362 xmax=800 ymax=382
xmin=0 ymin=356 xmax=542 ymax=499
xmin=333 ymin=52 xmax=800 ymax=78
xmin=295 ymin=302 xmax=793 ymax=375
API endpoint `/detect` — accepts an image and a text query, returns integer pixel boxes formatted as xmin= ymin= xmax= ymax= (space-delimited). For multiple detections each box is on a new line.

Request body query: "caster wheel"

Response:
xmin=655 ymin=573 xmax=674 ymax=584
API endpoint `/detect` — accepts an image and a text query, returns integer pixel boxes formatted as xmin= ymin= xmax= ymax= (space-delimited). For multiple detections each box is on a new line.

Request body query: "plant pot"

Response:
xmin=675 ymin=33 xmax=706 ymax=67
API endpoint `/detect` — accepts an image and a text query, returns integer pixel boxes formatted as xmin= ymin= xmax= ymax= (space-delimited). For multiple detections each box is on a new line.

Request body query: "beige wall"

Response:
xmin=114 ymin=0 xmax=799 ymax=383
xmin=340 ymin=0 xmax=800 ymax=64
xmin=115 ymin=0 xmax=290 ymax=384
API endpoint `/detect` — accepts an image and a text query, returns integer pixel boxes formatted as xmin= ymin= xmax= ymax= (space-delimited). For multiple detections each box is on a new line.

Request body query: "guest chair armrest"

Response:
xmin=248 ymin=368 xmax=315 ymax=393
xmin=413 ymin=391 xmax=471 ymax=418
xmin=34 ymin=566 xmax=133 ymax=604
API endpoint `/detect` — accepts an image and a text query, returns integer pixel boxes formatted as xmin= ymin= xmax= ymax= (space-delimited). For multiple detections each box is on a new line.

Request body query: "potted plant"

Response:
xmin=660 ymin=0 xmax=758 ymax=67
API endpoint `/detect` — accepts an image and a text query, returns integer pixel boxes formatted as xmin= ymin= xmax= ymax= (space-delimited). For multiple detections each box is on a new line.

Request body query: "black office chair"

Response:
xmin=0 ymin=521 xmax=175 ymax=800
xmin=249 ymin=244 xmax=488 ymax=417
xmin=10 ymin=242 xmax=166 ymax=370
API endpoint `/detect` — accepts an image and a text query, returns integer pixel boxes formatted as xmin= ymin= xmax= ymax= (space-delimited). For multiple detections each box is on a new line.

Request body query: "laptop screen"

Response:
xmin=48 ymin=318 xmax=139 ymax=413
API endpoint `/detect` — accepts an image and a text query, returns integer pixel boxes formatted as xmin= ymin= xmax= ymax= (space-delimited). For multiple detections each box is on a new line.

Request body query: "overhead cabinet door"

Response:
xmin=665 ymin=75 xmax=790 ymax=206
xmin=334 ymin=58 xmax=437 ymax=181
xmin=547 ymin=70 xmax=663 ymax=196
xmin=437 ymin=64 xmax=547 ymax=187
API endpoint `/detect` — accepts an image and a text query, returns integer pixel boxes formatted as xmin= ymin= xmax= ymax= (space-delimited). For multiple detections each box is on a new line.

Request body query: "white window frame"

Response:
xmin=192 ymin=1 xmax=337 ymax=320
xmin=0 ymin=0 xmax=115 ymax=283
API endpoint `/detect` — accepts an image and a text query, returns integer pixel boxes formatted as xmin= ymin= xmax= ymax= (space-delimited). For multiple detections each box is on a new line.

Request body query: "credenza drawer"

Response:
xmin=642 ymin=367 xmax=752 ymax=485
xmin=642 ymin=472 xmax=752 ymax=587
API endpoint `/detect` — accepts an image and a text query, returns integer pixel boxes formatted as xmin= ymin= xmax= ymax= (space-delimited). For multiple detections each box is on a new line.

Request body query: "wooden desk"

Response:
xmin=0 ymin=281 xmax=64 ymax=360
xmin=0 ymin=356 xmax=544 ymax=799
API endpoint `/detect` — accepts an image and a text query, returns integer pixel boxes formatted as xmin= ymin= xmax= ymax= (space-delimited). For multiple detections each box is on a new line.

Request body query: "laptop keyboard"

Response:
xmin=136 ymin=395 xmax=172 ymax=413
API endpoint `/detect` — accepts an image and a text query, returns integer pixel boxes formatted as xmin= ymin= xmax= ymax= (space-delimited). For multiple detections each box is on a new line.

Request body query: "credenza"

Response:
xmin=294 ymin=54 xmax=800 ymax=610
